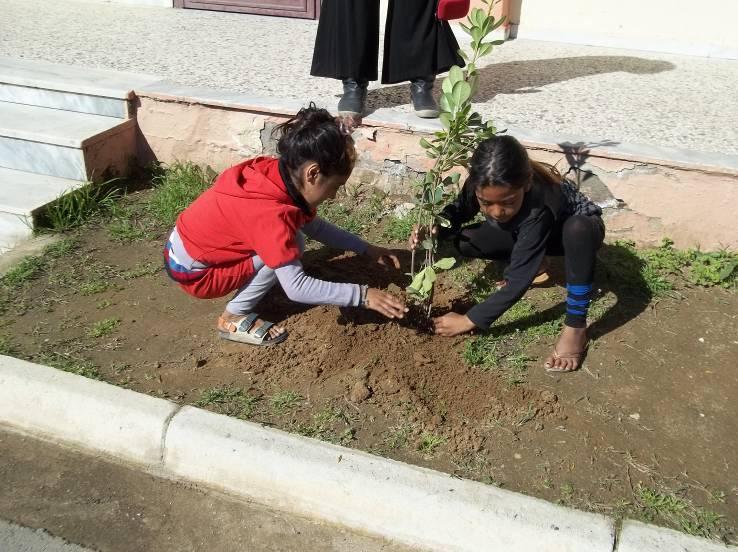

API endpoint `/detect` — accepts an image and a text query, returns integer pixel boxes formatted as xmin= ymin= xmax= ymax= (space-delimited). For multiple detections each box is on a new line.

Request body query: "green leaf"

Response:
xmin=718 ymin=261 xmax=737 ymax=281
xmin=421 ymin=238 xmax=434 ymax=250
xmin=448 ymin=65 xmax=464 ymax=86
xmin=419 ymin=137 xmax=432 ymax=149
xmin=491 ymin=16 xmax=507 ymax=31
xmin=433 ymin=187 xmax=445 ymax=204
xmin=471 ymin=27 xmax=483 ymax=44
xmin=450 ymin=172 xmax=461 ymax=184
xmin=439 ymin=112 xmax=451 ymax=130
xmin=459 ymin=22 xmax=472 ymax=35
xmin=452 ymin=81 xmax=472 ymax=106
xmin=490 ymin=39 xmax=505 ymax=46
xmin=439 ymin=93 xmax=453 ymax=113
xmin=442 ymin=77 xmax=454 ymax=95
xmin=432 ymin=257 xmax=456 ymax=270
xmin=435 ymin=215 xmax=452 ymax=228
xmin=478 ymin=43 xmax=493 ymax=57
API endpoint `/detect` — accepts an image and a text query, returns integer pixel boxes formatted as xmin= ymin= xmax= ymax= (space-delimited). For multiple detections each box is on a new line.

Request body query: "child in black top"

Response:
xmin=410 ymin=135 xmax=605 ymax=372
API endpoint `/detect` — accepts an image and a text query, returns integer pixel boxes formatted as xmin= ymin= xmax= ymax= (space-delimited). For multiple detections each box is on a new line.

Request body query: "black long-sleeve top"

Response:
xmin=439 ymin=175 xmax=566 ymax=329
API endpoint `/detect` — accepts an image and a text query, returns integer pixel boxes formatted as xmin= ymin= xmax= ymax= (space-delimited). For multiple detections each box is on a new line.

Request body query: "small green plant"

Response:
xmin=44 ymin=237 xmax=80 ymax=259
xmin=635 ymin=485 xmax=725 ymax=540
xmin=417 ymin=432 xmax=447 ymax=456
xmin=78 ymin=280 xmax=111 ymax=295
xmin=87 ymin=318 xmax=120 ymax=338
xmin=148 ymin=162 xmax=216 ymax=227
xmin=195 ymin=386 xmax=259 ymax=419
xmin=381 ymin=209 xmax=417 ymax=243
xmin=37 ymin=352 xmax=102 ymax=380
xmin=270 ymin=390 xmax=302 ymax=414
xmin=44 ymin=180 xmax=121 ymax=232
xmin=0 ymin=334 xmax=16 ymax=356
xmin=107 ymin=217 xmax=149 ymax=243
xmin=120 ymin=262 xmax=159 ymax=280
xmin=408 ymin=0 xmax=505 ymax=314
xmin=385 ymin=422 xmax=413 ymax=450
xmin=0 ymin=256 xmax=45 ymax=289
xmin=318 ymin=191 xmax=385 ymax=238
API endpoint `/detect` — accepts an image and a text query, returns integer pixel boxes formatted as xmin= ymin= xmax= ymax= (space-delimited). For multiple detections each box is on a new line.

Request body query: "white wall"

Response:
xmin=70 ymin=0 xmax=173 ymax=6
xmin=515 ymin=0 xmax=738 ymax=59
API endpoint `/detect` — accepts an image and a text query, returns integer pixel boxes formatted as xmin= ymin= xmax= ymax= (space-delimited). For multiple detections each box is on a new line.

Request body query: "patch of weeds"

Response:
xmin=120 ymin=262 xmax=160 ymax=280
xmin=44 ymin=237 xmax=80 ymax=259
xmin=559 ymin=483 xmax=575 ymax=504
xmin=78 ymin=280 xmax=111 ymax=295
xmin=195 ymin=386 xmax=259 ymax=419
xmin=107 ymin=217 xmax=149 ymax=243
xmin=270 ymin=390 xmax=302 ymax=415
xmin=384 ymin=422 xmax=413 ymax=450
xmin=417 ymin=432 xmax=446 ymax=456
xmin=381 ymin=209 xmax=417 ymax=243
xmin=635 ymin=485 xmax=726 ymax=541
xmin=687 ymin=249 xmax=738 ymax=288
xmin=0 ymin=334 xmax=17 ymax=355
xmin=42 ymin=180 xmax=121 ymax=232
xmin=87 ymin=318 xmax=120 ymax=338
xmin=148 ymin=162 xmax=215 ymax=227
xmin=1 ymin=256 xmax=45 ymax=289
xmin=318 ymin=191 xmax=385 ymax=238
xmin=96 ymin=299 xmax=112 ymax=310
xmin=291 ymin=406 xmax=351 ymax=443
xmin=37 ymin=352 xmax=102 ymax=380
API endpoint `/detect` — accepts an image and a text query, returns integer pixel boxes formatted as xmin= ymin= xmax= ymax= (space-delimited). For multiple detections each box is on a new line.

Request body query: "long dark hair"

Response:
xmin=274 ymin=103 xmax=355 ymax=177
xmin=467 ymin=135 xmax=561 ymax=190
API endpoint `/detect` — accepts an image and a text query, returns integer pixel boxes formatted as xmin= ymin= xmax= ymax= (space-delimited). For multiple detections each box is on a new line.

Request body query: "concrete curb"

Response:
xmin=1 ymin=355 xmax=735 ymax=552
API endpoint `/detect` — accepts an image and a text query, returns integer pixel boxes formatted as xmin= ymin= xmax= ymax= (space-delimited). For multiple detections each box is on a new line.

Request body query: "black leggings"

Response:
xmin=310 ymin=0 xmax=463 ymax=84
xmin=455 ymin=215 xmax=605 ymax=327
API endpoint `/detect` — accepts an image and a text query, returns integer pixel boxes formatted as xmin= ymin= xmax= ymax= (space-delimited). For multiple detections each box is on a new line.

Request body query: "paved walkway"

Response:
xmin=1 ymin=0 xmax=737 ymax=158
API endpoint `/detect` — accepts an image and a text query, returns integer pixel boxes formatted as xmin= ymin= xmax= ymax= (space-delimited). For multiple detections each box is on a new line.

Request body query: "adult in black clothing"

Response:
xmin=311 ymin=0 xmax=464 ymax=119
xmin=410 ymin=135 xmax=605 ymax=372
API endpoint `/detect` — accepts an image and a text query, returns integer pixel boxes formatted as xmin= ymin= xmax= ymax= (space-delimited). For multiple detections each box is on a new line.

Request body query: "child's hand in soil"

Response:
xmin=365 ymin=288 xmax=408 ymax=319
xmin=408 ymin=224 xmax=439 ymax=250
xmin=433 ymin=312 xmax=476 ymax=337
xmin=365 ymin=245 xmax=401 ymax=270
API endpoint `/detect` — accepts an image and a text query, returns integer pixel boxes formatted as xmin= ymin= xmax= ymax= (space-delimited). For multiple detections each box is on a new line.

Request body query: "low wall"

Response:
xmin=134 ymin=87 xmax=738 ymax=251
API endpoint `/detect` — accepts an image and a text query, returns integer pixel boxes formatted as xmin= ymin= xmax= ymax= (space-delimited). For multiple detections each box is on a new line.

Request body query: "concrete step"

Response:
xmin=0 ymin=102 xmax=136 ymax=181
xmin=0 ymin=168 xmax=85 ymax=253
xmin=0 ymin=57 xmax=160 ymax=118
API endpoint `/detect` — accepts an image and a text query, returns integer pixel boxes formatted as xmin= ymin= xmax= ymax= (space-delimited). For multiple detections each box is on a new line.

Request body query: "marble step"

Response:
xmin=0 ymin=168 xmax=85 ymax=253
xmin=0 ymin=102 xmax=136 ymax=181
xmin=0 ymin=57 xmax=161 ymax=118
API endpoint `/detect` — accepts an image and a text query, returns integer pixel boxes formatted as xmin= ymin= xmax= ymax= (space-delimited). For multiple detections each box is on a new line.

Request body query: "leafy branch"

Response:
xmin=407 ymin=0 xmax=506 ymax=315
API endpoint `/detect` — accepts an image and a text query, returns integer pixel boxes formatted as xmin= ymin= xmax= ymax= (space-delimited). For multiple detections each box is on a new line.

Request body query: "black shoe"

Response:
xmin=337 ymin=78 xmax=368 ymax=118
xmin=410 ymin=75 xmax=439 ymax=119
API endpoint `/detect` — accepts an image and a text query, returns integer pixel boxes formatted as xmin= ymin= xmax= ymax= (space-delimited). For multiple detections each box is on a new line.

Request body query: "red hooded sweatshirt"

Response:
xmin=174 ymin=157 xmax=315 ymax=297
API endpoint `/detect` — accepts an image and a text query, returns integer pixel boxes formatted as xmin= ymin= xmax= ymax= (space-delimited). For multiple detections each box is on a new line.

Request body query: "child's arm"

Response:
xmin=303 ymin=217 xmax=368 ymax=254
xmin=274 ymin=261 xmax=406 ymax=319
xmin=464 ymin=211 xmax=552 ymax=330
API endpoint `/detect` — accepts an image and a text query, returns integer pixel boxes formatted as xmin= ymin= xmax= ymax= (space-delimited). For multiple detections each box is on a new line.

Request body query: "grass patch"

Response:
xmin=148 ymin=162 xmax=215 ymax=227
xmin=0 ymin=334 xmax=16 ymax=356
xmin=87 ymin=318 xmax=120 ymax=338
xmin=107 ymin=217 xmax=149 ymax=243
xmin=381 ymin=209 xmax=417 ymax=243
xmin=1 ymin=256 xmax=45 ymax=289
xmin=270 ymin=390 xmax=302 ymax=414
xmin=42 ymin=180 xmax=121 ymax=232
xmin=195 ymin=386 xmax=259 ymax=419
xmin=290 ymin=406 xmax=354 ymax=445
xmin=634 ymin=485 xmax=726 ymax=541
xmin=44 ymin=237 xmax=80 ymax=259
xmin=384 ymin=422 xmax=413 ymax=450
xmin=78 ymin=280 xmax=111 ymax=295
xmin=318 ymin=191 xmax=385 ymax=238
xmin=37 ymin=352 xmax=102 ymax=380
xmin=417 ymin=432 xmax=446 ymax=456
xmin=120 ymin=262 xmax=160 ymax=280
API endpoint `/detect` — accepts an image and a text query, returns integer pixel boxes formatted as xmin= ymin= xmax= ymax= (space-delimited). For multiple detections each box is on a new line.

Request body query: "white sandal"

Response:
xmin=217 ymin=313 xmax=287 ymax=347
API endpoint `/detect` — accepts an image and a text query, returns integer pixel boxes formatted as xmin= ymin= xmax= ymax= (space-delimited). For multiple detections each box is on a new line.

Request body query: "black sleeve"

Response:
xmin=465 ymin=209 xmax=553 ymax=329
xmin=438 ymin=179 xmax=480 ymax=239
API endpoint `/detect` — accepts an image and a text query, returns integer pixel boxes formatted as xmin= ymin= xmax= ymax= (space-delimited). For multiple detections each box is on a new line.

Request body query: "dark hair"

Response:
xmin=274 ymin=103 xmax=355 ymax=177
xmin=468 ymin=135 xmax=561 ymax=190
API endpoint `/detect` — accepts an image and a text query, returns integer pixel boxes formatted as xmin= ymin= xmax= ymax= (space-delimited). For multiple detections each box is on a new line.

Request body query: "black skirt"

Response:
xmin=311 ymin=0 xmax=464 ymax=84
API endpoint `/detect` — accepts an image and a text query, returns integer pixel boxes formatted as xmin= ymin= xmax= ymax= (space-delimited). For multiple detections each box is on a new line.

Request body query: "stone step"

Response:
xmin=0 ymin=167 xmax=86 ymax=253
xmin=0 ymin=102 xmax=136 ymax=181
xmin=0 ymin=56 xmax=160 ymax=118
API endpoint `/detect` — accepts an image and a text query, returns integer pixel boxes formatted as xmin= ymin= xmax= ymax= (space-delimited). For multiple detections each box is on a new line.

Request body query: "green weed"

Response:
xmin=0 ymin=334 xmax=16 ymax=356
xmin=318 ymin=192 xmax=385 ymax=238
xmin=44 ymin=237 xmax=80 ymax=259
xmin=43 ymin=180 xmax=121 ymax=232
xmin=635 ymin=485 xmax=725 ymax=540
xmin=381 ymin=209 xmax=417 ymax=243
xmin=37 ymin=352 xmax=102 ymax=380
xmin=270 ymin=390 xmax=302 ymax=414
xmin=78 ymin=280 xmax=111 ymax=295
xmin=417 ymin=432 xmax=446 ymax=456
xmin=195 ymin=386 xmax=259 ymax=419
xmin=120 ymin=262 xmax=160 ymax=280
xmin=87 ymin=318 xmax=120 ymax=338
xmin=1 ymin=256 xmax=45 ymax=289
xmin=148 ymin=162 xmax=215 ymax=227
xmin=385 ymin=422 xmax=413 ymax=450
xmin=107 ymin=217 xmax=149 ymax=243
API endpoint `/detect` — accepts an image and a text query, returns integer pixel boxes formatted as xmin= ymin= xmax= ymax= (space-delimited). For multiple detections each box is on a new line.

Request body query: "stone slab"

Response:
xmin=617 ymin=520 xmax=737 ymax=552
xmin=0 ymin=82 xmax=128 ymax=118
xmin=0 ymin=167 xmax=85 ymax=215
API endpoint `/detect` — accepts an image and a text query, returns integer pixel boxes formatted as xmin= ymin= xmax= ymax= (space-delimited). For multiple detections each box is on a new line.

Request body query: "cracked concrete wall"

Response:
xmin=134 ymin=99 xmax=737 ymax=251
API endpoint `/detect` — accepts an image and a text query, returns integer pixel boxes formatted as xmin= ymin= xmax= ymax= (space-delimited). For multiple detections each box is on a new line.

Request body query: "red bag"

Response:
xmin=437 ymin=0 xmax=470 ymax=20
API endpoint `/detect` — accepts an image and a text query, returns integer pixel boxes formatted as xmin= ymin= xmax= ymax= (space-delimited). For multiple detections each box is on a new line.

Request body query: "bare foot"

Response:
xmin=219 ymin=311 xmax=286 ymax=340
xmin=544 ymin=325 xmax=588 ymax=372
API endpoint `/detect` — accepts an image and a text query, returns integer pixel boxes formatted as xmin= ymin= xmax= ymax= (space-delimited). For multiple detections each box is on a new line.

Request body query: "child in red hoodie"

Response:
xmin=164 ymin=105 xmax=407 ymax=346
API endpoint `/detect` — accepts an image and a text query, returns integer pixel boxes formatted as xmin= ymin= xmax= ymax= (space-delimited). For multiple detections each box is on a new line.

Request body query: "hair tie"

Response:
xmin=335 ymin=116 xmax=357 ymax=137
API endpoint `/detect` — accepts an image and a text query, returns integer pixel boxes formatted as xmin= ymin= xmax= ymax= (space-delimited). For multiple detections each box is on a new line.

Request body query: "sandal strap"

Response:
xmin=236 ymin=312 xmax=260 ymax=333
xmin=252 ymin=321 xmax=274 ymax=340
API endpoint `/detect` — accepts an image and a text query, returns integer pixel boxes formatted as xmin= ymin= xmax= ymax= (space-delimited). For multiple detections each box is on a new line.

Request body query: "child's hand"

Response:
xmin=365 ymin=288 xmax=408 ymax=319
xmin=408 ymin=224 xmax=439 ymax=250
xmin=365 ymin=245 xmax=401 ymax=270
xmin=432 ymin=312 xmax=476 ymax=337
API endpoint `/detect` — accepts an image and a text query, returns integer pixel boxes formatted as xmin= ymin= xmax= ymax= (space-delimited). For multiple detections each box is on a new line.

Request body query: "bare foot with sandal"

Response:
xmin=544 ymin=324 xmax=588 ymax=372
